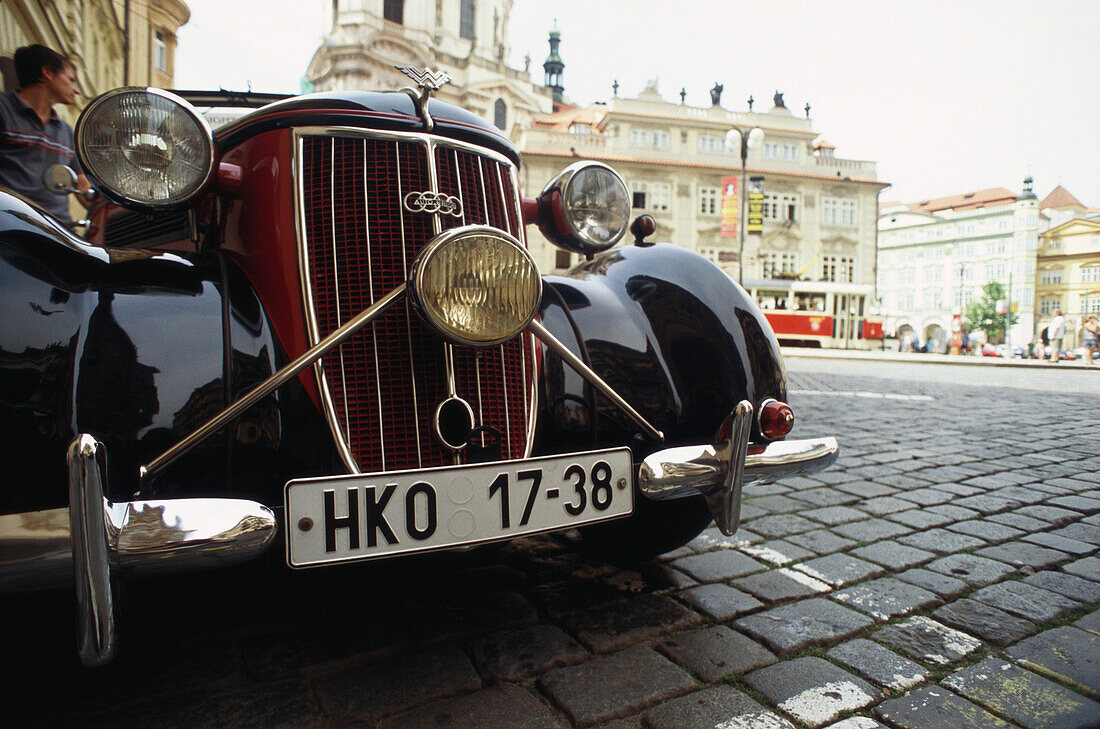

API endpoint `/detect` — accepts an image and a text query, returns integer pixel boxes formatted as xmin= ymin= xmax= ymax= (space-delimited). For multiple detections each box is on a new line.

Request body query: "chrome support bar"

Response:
xmin=141 ymin=284 xmax=407 ymax=479
xmin=67 ymin=435 xmax=117 ymax=667
xmin=638 ymin=404 xmax=840 ymax=536
xmin=702 ymin=401 xmax=752 ymax=536
xmin=528 ymin=319 xmax=665 ymax=443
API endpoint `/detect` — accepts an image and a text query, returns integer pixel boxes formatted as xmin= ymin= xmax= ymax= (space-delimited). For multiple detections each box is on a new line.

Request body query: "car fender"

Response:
xmin=534 ymin=242 xmax=786 ymax=457
xmin=0 ymin=191 xmax=296 ymax=513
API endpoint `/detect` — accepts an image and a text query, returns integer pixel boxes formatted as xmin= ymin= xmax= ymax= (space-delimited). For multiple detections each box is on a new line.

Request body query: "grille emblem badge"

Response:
xmin=404 ymin=191 xmax=463 ymax=217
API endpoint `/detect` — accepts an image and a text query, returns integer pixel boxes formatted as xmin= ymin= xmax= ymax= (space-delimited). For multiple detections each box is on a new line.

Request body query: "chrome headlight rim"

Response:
xmin=75 ymin=87 xmax=216 ymax=211
xmin=409 ymin=225 xmax=543 ymax=348
xmin=538 ymin=161 xmax=630 ymax=256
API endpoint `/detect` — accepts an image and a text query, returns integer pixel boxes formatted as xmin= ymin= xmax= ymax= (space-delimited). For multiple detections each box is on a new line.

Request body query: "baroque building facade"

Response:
xmin=306 ymin=0 xmax=554 ymax=134
xmin=877 ymin=181 xmax=1042 ymax=349
xmin=516 ymin=82 xmax=886 ymax=283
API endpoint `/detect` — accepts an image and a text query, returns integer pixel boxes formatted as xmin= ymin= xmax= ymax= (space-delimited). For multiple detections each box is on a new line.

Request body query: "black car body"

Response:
xmin=0 ymin=75 xmax=837 ymax=666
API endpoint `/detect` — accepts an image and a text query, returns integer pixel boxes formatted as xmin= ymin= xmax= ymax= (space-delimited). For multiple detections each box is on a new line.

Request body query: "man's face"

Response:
xmin=42 ymin=63 xmax=79 ymax=105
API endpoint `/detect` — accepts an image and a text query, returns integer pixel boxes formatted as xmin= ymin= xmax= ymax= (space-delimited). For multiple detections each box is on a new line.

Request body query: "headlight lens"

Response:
xmin=538 ymin=162 xmax=630 ymax=255
xmin=76 ymin=88 xmax=214 ymax=209
xmin=411 ymin=227 xmax=542 ymax=346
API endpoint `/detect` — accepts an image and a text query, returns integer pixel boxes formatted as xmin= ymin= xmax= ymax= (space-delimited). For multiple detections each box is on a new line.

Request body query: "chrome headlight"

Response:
xmin=410 ymin=227 xmax=542 ymax=346
xmin=75 ymin=88 xmax=215 ymax=210
xmin=538 ymin=161 xmax=630 ymax=255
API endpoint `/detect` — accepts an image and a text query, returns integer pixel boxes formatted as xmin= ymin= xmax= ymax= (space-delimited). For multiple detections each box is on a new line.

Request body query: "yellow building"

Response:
xmin=1037 ymin=217 xmax=1100 ymax=350
xmin=1 ymin=0 xmax=189 ymax=124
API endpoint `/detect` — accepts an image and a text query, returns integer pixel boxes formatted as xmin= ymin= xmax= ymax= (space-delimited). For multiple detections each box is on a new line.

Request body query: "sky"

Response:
xmin=175 ymin=0 xmax=1100 ymax=207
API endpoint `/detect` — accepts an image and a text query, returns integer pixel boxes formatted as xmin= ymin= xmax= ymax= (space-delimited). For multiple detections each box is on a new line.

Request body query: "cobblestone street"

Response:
xmin=4 ymin=363 xmax=1099 ymax=729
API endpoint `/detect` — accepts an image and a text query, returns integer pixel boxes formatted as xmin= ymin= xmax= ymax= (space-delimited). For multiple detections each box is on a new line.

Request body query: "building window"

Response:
xmin=652 ymin=130 xmax=669 ymax=149
xmin=1040 ymin=298 xmax=1061 ymax=315
xmin=1040 ymin=268 xmax=1063 ymax=285
xmin=698 ymin=135 xmax=722 ymax=153
xmin=631 ymin=181 xmax=670 ymax=212
xmin=699 ymin=186 xmax=719 ymax=215
xmin=1046 ymin=238 xmax=1062 ymax=250
xmin=985 ymin=262 xmax=1006 ymax=281
xmin=630 ymin=129 xmax=649 ymax=147
xmin=384 ymin=0 xmax=404 ymax=23
xmin=1083 ymin=296 xmax=1100 ymax=313
xmin=459 ymin=0 xmax=475 ymax=39
xmin=783 ymin=143 xmax=799 ymax=160
xmin=764 ymin=193 xmax=798 ymax=222
xmin=153 ymin=30 xmax=167 ymax=72
xmin=821 ymin=197 xmax=857 ymax=227
xmin=1083 ymin=265 xmax=1100 ymax=283
xmin=492 ymin=98 xmax=506 ymax=131
xmin=764 ymin=142 xmax=778 ymax=159
xmin=570 ymin=123 xmax=590 ymax=134
xmin=761 ymin=252 xmax=798 ymax=278
xmin=822 ymin=256 xmax=853 ymax=283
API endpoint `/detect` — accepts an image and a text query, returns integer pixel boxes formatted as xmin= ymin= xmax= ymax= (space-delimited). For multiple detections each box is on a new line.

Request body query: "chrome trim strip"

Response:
xmin=294 ymin=132 xmax=358 ymax=471
xmin=396 ymin=143 xmax=424 ymax=469
xmin=68 ymin=435 xmax=116 ymax=667
xmin=366 ymin=139 xmax=386 ymax=470
xmin=528 ymin=319 xmax=665 ymax=443
xmin=499 ymin=344 xmax=511 ymax=454
xmin=331 ymin=138 xmax=352 ymax=441
xmin=141 ymin=285 xmax=408 ymax=479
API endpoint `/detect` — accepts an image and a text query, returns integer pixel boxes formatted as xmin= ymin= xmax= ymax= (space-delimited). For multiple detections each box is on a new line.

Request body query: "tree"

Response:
xmin=965 ymin=281 xmax=1018 ymax=344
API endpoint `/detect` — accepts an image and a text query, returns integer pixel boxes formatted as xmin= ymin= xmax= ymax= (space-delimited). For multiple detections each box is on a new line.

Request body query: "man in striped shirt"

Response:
xmin=0 ymin=44 xmax=91 ymax=227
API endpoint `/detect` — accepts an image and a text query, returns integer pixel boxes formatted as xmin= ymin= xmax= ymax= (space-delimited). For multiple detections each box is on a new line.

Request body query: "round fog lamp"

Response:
xmin=411 ymin=227 xmax=542 ymax=346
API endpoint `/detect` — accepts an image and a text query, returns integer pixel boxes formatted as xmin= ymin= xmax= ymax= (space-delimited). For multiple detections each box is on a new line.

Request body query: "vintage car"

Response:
xmin=0 ymin=69 xmax=837 ymax=666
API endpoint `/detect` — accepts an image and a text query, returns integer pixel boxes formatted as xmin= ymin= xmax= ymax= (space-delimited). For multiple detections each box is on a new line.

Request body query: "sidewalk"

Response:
xmin=781 ymin=346 xmax=1099 ymax=369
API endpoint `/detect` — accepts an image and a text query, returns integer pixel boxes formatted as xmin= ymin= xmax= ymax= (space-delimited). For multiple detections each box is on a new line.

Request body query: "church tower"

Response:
xmin=306 ymin=0 xmax=554 ymax=134
xmin=542 ymin=24 xmax=564 ymax=105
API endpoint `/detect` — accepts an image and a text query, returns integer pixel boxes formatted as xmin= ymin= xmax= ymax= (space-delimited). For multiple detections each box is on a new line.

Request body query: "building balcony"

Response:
xmin=813 ymin=156 xmax=878 ymax=178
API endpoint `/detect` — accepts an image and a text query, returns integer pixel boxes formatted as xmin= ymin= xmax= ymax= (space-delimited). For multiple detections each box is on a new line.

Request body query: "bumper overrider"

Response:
xmin=0 ymin=274 xmax=837 ymax=667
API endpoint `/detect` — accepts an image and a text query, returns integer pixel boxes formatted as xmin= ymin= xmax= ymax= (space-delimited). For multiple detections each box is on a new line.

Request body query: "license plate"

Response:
xmin=285 ymin=448 xmax=633 ymax=567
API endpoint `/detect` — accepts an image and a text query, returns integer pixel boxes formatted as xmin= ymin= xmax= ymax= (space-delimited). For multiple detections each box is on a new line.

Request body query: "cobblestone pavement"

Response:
xmin=3 ymin=367 xmax=1099 ymax=728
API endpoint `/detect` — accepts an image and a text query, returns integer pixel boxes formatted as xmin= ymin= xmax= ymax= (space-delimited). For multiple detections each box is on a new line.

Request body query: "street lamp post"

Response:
xmin=725 ymin=126 xmax=764 ymax=285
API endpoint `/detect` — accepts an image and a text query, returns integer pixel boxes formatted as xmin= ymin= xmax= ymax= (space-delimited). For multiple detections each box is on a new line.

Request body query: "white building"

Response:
xmin=306 ymin=0 xmax=554 ymax=134
xmin=877 ymin=180 xmax=1041 ymax=348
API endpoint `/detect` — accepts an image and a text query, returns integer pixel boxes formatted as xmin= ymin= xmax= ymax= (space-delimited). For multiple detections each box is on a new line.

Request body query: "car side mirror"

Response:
xmin=44 ymin=164 xmax=78 ymax=196
xmin=43 ymin=164 xmax=96 ymax=201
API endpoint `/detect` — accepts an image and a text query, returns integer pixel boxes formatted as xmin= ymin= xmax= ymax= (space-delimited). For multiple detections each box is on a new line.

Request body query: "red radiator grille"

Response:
xmin=300 ymin=133 xmax=534 ymax=472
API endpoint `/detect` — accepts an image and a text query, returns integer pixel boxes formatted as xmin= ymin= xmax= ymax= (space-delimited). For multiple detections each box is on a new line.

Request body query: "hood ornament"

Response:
xmin=395 ymin=65 xmax=452 ymax=132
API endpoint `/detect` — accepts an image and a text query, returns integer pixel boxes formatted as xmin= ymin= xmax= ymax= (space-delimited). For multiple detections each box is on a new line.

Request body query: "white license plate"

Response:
xmin=285 ymin=448 xmax=634 ymax=567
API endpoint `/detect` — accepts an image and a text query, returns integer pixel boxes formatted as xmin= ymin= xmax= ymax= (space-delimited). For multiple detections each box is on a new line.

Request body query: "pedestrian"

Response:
xmin=1084 ymin=315 xmax=1099 ymax=366
xmin=0 ymin=44 xmax=90 ymax=227
xmin=1039 ymin=325 xmax=1049 ymax=359
xmin=1048 ymin=309 xmax=1066 ymax=363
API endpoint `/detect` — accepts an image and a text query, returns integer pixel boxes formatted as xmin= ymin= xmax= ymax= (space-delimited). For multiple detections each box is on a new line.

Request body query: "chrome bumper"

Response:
xmin=0 ymin=435 xmax=277 ymax=666
xmin=638 ymin=400 xmax=839 ymax=536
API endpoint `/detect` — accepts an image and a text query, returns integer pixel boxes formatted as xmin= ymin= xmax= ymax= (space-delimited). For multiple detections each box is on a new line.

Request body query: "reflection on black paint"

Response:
xmin=75 ymin=291 xmax=159 ymax=440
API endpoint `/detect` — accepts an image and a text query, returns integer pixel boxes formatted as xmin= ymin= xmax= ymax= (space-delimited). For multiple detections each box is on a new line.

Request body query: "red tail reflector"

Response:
xmin=759 ymin=399 xmax=794 ymax=440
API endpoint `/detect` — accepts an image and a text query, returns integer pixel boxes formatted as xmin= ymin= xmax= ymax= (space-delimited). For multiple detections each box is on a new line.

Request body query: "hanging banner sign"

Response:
xmin=747 ymin=176 xmax=765 ymax=234
xmin=720 ymin=176 xmax=739 ymax=238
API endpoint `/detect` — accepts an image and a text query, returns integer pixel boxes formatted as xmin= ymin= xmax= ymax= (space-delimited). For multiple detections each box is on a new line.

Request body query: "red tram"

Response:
xmin=744 ymin=279 xmax=884 ymax=349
